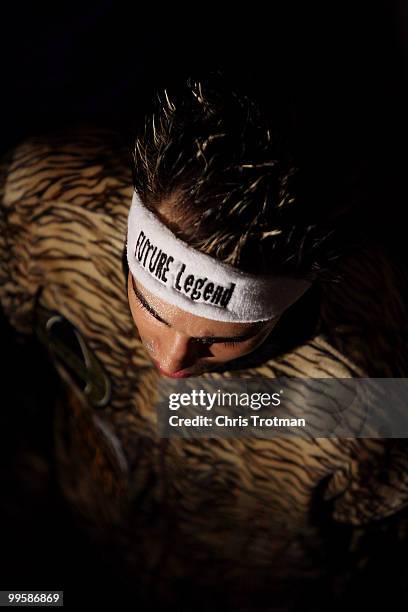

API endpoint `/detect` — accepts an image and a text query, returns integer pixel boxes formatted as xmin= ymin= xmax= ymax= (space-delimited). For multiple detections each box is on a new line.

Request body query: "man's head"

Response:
xmin=126 ymin=70 xmax=352 ymax=376
xmin=127 ymin=268 xmax=280 ymax=377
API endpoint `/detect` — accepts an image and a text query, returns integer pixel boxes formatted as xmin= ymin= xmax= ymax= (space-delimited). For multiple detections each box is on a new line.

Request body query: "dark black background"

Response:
xmin=0 ymin=2 xmax=407 ymax=610
xmin=1 ymin=2 xmax=407 ymax=251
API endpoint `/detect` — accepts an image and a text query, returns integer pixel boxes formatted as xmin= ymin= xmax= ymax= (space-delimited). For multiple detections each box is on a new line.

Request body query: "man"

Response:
xmin=1 ymin=72 xmax=408 ymax=610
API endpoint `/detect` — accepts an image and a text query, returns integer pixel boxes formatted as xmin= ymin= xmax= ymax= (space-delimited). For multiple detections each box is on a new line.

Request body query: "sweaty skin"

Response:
xmin=127 ymin=269 xmax=281 ymax=377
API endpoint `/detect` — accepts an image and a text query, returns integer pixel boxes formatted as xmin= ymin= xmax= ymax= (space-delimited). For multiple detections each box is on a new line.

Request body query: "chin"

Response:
xmin=173 ymin=366 xmax=213 ymax=378
xmin=169 ymin=364 xmax=218 ymax=378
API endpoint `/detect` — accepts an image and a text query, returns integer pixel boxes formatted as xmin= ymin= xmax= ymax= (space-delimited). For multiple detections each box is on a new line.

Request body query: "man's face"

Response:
xmin=127 ymin=270 xmax=279 ymax=377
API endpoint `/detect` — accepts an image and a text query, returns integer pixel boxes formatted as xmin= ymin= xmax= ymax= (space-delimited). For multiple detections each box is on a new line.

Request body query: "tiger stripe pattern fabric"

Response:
xmin=1 ymin=127 xmax=408 ymax=610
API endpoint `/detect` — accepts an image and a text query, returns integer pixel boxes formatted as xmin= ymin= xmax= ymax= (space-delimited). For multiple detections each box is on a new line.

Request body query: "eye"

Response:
xmin=137 ymin=301 xmax=148 ymax=313
xmin=133 ymin=292 xmax=151 ymax=315
xmin=223 ymin=341 xmax=239 ymax=348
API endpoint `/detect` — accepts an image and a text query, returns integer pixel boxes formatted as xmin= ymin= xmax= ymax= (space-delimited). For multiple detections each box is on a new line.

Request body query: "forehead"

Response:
xmin=131 ymin=273 xmax=265 ymax=336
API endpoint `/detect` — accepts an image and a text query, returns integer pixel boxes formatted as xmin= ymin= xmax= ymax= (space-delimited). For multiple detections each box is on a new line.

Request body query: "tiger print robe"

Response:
xmin=1 ymin=126 xmax=408 ymax=610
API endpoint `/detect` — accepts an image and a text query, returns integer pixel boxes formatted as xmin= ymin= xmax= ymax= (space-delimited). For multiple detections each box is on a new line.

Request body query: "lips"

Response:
xmin=152 ymin=359 xmax=192 ymax=378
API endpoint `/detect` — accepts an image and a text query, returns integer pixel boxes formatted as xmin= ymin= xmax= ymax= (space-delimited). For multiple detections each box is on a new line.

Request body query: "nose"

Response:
xmin=156 ymin=330 xmax=200 ymax=374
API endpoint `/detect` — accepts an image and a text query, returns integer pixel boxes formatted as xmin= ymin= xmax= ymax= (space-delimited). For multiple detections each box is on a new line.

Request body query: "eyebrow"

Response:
xmin=130 ymin=275 xmax=263 ymax=343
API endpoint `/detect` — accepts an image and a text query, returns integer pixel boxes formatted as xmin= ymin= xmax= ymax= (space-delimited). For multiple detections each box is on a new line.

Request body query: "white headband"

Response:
xmin=126 ymin=190 xmax=312 ymax=323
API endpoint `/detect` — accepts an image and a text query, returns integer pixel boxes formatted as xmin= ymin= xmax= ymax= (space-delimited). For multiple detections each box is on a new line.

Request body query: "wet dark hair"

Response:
xmin=131 ymin=68 xmax=361 ymax=284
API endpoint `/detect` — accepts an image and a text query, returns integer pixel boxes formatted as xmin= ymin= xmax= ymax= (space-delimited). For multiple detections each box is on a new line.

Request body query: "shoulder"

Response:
xmin=0 ymin=126 xmax=133 ymax=334
xmin=1 ymin=125 xmax=132 ymax=214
